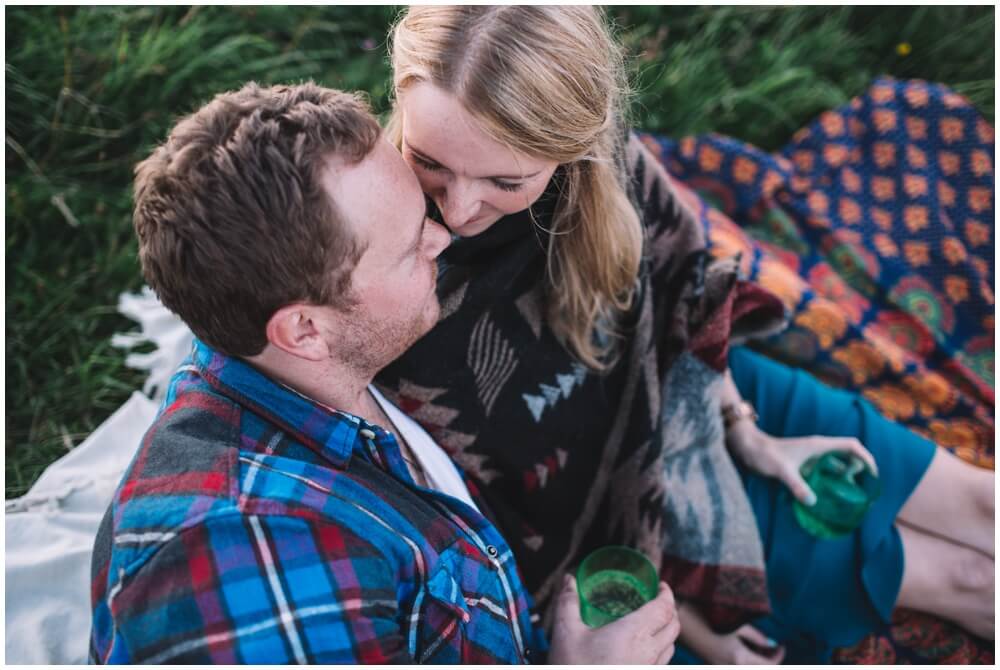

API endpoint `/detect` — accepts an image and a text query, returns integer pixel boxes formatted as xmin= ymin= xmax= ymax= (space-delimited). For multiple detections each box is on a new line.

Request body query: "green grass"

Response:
xmin=5 ymin=6 xmax=994 ymax=497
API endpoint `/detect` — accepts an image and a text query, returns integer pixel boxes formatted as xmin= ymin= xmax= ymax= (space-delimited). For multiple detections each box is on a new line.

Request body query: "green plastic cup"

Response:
xmin=577 ymin=545 xmax=658 ymax=627
xmin=793 ymin=450 xmax=881 ymax=539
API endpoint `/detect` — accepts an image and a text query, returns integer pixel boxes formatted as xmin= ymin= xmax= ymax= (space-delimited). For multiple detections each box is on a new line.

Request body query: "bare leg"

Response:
xmin=896 ymin=447 xmax=995 ymax=558
xmin=896 ymin=521 xmax=994 ymax=639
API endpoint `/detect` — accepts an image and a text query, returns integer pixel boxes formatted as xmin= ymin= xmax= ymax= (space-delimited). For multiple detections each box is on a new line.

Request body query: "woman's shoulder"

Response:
xmin=620 ymin=129 xmax=704 ymax=249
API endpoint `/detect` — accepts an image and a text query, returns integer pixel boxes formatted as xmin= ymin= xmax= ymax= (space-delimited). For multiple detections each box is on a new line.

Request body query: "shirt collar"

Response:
xmin=190 ymin=338 xmax=367 ymax=469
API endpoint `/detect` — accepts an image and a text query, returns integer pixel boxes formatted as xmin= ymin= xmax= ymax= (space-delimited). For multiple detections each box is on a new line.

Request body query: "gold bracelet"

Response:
xmin=721 ymin=400 xmax=758 ymax=430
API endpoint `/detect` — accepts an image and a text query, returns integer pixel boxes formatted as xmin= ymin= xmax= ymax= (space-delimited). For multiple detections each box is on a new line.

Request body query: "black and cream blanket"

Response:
xmin=376 ymin=133 xmax=787 ymax=630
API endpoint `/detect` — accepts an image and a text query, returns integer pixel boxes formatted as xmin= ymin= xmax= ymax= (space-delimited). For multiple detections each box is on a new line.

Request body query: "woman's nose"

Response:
xmin=440 ymin=181 xmax=481 ymax=231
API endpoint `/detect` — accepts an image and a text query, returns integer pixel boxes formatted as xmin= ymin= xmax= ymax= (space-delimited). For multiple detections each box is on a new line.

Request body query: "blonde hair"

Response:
xmin=387 ymin=6 xmax=642 ymax=370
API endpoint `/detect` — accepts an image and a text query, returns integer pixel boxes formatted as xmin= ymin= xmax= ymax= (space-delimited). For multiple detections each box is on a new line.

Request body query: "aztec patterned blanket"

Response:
xmin=7 ymin=77 xmax=987 ymax=666
xmin=641 ymin=76 xmax=994 ymax=664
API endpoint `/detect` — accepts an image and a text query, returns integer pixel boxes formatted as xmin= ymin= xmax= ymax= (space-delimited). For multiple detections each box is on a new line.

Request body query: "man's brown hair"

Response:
xmin=133 ymin=81 xmax=381 ymax=356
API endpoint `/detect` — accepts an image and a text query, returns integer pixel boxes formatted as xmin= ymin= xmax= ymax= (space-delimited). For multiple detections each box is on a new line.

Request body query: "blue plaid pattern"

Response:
xmin=90 ymin=339 xmax=545 ymax=663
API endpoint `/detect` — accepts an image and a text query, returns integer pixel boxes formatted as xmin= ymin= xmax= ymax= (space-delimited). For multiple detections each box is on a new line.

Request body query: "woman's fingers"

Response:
xmin=745 ymin=646 xmax=785 ymax=665
xmin=771 ymin=645 xmax=787 ymax=664
xmin=734 ymin=633 xmax=785 ymax=665
xmin=835 ymin=437 xmax=879 ymax=475
xmin=781 ymin=464 xmax=818 ymax=506
xmin=779 ymin=436 xmax=879 ymax=505
xmin=801 ymin=436 xmax=878 ymax=475
xmin=735 ymin=624 xmax=784 ymax=664
xmin=735 ymin=624 xmax=776 ymax=649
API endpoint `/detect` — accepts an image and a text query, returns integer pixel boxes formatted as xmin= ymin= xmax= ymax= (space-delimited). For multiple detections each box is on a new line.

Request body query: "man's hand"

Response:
xmin=726 ymin=419 xmax=878 ymax=507
xmin=547 ymin=574 xmax=680 ymax=665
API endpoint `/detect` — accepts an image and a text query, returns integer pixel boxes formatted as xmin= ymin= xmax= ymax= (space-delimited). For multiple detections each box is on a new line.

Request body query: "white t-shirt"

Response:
xmin=369 ymin=386 xmax=480 ymax=513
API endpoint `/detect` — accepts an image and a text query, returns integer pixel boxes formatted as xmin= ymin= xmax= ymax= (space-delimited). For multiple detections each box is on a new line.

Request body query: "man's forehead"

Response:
xmin=319 ymin=140 xmax=421 ymax=265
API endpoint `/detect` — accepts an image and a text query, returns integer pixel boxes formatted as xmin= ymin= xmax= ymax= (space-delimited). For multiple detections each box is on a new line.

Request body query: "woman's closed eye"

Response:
xmin=491 ymin=179 xmax=523 ymax=192
xmin=412 ymin=153 xmax=443 ymax=172
xmin=412 ymin=153 xmax=523 ymax=192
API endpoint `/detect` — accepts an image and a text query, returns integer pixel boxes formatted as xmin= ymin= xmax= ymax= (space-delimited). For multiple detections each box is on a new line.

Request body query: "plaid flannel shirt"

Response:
xmin=89 ymin=339 xmax=546 ymax=664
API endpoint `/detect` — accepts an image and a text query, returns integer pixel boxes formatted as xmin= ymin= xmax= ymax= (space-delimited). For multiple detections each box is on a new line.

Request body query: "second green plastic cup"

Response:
xmin=577 ymin=545 xmax=658 ymax=627
xmin=794 ymin=450 xmax=881 ymax=539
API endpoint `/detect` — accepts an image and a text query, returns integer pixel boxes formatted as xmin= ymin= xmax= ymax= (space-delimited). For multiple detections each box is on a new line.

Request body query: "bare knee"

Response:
xmin=949 ymin=548 xmax=995 ymax=594
xmin=975 ymin=475 xmax=995 ymax=523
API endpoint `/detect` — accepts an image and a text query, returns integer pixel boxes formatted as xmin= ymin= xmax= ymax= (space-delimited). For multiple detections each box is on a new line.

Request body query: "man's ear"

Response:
xmin=264 ymin=304 xmax=331 ymax=362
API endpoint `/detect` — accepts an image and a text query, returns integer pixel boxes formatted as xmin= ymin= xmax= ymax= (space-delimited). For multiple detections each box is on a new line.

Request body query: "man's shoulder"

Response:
xmin=99 ymin=381 xmax=422 ymax=573
xmin=95 ymin=386 xmax=245 ymax=569
xmin=125 ymin=383 xmax=244 ymax=505
xmin=91 ymin=382 xmax=410 ymax=612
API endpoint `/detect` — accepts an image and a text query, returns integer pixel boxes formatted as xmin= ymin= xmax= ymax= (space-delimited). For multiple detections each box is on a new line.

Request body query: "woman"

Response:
xmin=374 ymin=6 xmax=994 ymax=662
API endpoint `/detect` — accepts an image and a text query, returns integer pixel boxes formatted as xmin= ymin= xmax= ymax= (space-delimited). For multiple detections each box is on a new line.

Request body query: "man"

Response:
xmin=89 ymin=82 xmax=678 ymax=664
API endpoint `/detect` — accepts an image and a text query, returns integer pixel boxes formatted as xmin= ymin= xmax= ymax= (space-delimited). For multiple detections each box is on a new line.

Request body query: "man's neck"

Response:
xmin=248 ymin=351 xmax=381 ymax=426
xmin=247 ymin=350 xmax=429 ymax=486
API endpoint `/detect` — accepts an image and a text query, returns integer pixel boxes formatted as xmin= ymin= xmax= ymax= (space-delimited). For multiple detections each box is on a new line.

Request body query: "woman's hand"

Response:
xmin=678 ymin=602 xmax=784 ymax=664
xmin=548 ymin=574 xmax=680 ymax=665
xmin=725 ymin=418 xmax=878 ymax=507
xmin=707 ymin=624 xmax=786 ymax=664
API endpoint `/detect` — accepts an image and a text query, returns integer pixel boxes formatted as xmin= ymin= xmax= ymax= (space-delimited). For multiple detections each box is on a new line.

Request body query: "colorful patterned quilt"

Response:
xmin=640 ymin=76 xmax=994 ymax=664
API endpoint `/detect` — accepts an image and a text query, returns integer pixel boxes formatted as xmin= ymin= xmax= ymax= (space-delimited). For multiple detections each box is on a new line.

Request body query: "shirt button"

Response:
xmin=486 ymin=545 xmax=499 ymax=557
xmin=359 ymin=428 xmax=376 ymax=440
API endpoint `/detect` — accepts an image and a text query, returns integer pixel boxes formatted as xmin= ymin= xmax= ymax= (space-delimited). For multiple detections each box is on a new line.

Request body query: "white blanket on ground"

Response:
xmin=5 ymin=289 xmax=192 ymax=665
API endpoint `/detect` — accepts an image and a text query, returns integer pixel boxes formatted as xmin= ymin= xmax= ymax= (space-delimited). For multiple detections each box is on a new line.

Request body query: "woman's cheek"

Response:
xmin=495 ymin=183 xmax=547 ymax=215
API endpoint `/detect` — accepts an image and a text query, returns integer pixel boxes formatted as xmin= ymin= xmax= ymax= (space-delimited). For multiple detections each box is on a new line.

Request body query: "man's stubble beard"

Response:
xmin=333 ymin=261 xmax=440 ymax=378
xmin=336 ymin=294 xmax=440 ymax=379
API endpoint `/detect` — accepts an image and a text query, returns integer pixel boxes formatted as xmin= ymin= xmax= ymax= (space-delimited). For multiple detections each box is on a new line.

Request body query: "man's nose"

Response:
xmin=426 ymin=219 xmax=451 ymax=258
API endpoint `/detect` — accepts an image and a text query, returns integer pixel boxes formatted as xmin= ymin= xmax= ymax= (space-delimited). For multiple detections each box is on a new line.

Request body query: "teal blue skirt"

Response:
xmin=673 ymin=346 xmax=936 ymax=664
